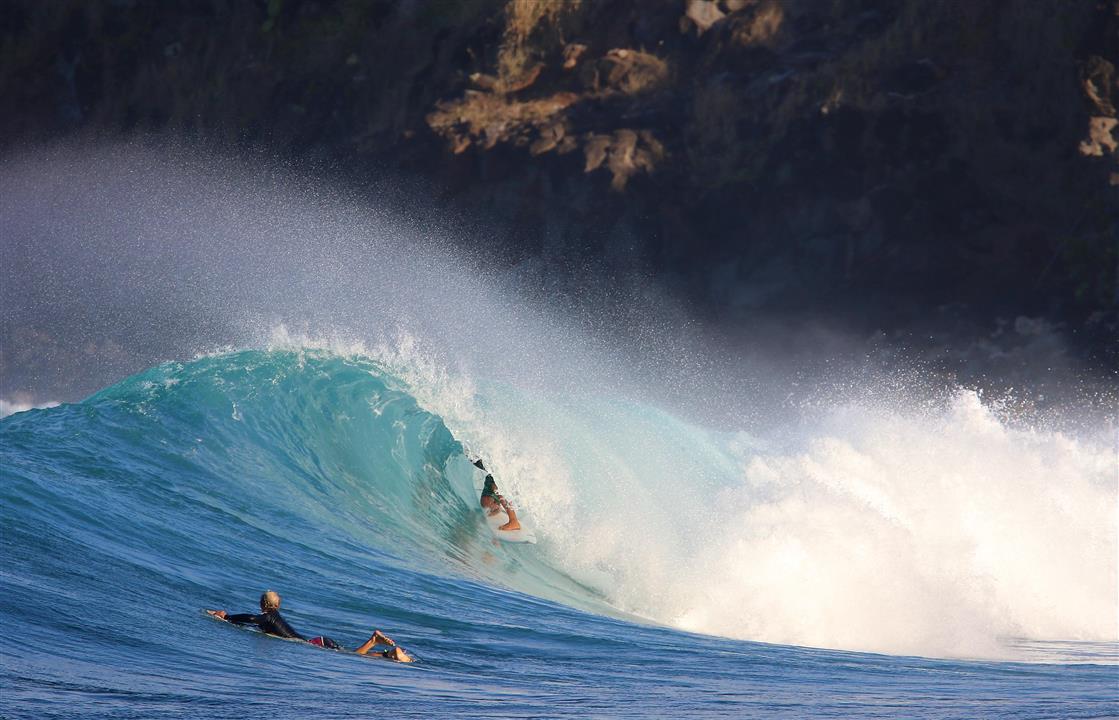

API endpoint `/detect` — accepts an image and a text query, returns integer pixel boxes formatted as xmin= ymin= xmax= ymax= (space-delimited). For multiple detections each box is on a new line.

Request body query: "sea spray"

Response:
xmin=669 ymin=390 xmax=1117 ymax=657
xmin=3 ymin=142 xmax=1115 ymax=661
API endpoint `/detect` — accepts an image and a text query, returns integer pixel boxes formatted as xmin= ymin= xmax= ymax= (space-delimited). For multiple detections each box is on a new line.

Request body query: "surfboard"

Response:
xmin=485 ymin=510 xmax=537 ymax=544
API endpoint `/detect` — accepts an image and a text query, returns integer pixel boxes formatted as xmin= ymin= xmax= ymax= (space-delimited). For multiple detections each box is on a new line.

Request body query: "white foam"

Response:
xmin=535 ymin=389 xmax=1117 ymax=659
xmin=0 ymin=396 xmax=60 ymax=418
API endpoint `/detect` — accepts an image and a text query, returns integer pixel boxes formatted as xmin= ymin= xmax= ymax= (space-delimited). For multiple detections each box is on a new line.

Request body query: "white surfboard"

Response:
xmin=485 ymin=510 xmax=537 ymax=544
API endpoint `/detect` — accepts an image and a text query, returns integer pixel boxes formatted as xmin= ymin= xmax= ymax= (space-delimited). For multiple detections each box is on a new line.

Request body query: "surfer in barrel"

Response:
xmin=206 ymin=590 xmax=413 ymax=662
xmin=474 ymin=458 xmax=521 ymax=531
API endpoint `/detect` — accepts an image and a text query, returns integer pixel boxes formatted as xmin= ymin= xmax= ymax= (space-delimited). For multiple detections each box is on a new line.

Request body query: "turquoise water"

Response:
xmin=1 ymin=348 xmax=1116 ymax=718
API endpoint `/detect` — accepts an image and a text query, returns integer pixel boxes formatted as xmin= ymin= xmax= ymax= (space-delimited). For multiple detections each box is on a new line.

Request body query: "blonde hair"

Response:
xmin=260 ymin=590 xmax=281 ymax=611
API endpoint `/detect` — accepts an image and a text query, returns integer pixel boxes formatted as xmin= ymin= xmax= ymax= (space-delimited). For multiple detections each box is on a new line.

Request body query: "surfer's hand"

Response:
xmin=207 ymin=609 xmax=227 ymax=619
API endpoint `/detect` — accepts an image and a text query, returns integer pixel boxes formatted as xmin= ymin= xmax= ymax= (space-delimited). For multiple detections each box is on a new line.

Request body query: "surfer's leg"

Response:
xmin=355 ymin=630 xmax=395 ymax=655
xmin=355 ymin=630 xmax=413 ymax=662
xmin=384 ymin=645 xmax=414 ymax=663
xmin=498 ymin=502 xmax=521 ymax=531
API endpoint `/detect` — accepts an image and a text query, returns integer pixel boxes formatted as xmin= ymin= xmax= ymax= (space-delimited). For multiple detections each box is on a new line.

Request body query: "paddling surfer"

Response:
xmin=473 ymin=459 xmax=521 ymax=531
xmin=206 ymin=590 xmax=413 ymax=662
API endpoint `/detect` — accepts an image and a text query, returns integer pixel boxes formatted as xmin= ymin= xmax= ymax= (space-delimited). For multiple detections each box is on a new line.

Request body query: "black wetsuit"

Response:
xmin=225 ymin=610 xmax=304 ymax=640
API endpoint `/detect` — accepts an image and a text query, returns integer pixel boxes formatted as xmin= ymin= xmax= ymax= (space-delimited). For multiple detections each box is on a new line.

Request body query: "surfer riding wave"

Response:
xmin=474 ymin=459 xmax=521 ymax=531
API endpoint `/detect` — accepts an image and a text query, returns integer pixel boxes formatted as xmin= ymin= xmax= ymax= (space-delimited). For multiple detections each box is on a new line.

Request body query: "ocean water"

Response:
xmin=1 ymin=143 xmax=1117 ymax=718
xmin=1 ymin=347 xmax=1116 ymax=719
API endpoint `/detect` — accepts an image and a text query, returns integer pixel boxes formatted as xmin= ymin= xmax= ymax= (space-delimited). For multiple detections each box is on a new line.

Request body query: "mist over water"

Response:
xmin=2 ymin=141 xmax=1115 ymax=660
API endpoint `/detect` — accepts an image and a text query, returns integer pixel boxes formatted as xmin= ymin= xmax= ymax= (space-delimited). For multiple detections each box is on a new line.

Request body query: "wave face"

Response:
xmin=5 ymin=346 xmax=1115 ymax=656
xmin=2 ymin=345 xmax=1117 ymax=718
xmin=0 ymin=349 xmax=582 ymax=604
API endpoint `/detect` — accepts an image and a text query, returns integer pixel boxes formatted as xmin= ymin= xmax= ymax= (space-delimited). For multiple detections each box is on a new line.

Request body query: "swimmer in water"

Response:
xmin=474 ymin=459 xmax=521 ymax=531
xmin=206 ymin=590 xmax=413 ymax=662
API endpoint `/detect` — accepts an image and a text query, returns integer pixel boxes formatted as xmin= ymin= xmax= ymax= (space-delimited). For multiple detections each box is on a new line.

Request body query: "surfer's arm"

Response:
xmin=206 ymin=609 xmax=262 ymax=625
xmin=222 ymin=613 xmax=262 ymax=626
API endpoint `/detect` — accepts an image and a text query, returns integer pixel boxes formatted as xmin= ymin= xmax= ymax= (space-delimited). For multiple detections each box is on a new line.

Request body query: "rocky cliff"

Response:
xmin=3 ymin=0 xmax=1116 ymax=365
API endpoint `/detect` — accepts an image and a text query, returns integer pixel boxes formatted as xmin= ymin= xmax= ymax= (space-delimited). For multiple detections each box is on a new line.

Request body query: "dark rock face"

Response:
xmin=2 ymin=0 xmax=1116 ymax=365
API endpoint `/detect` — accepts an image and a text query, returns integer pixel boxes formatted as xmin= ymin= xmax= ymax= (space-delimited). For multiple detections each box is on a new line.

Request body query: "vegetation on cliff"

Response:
xmin=3 ymin=0 xmax=1116 ymax=363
